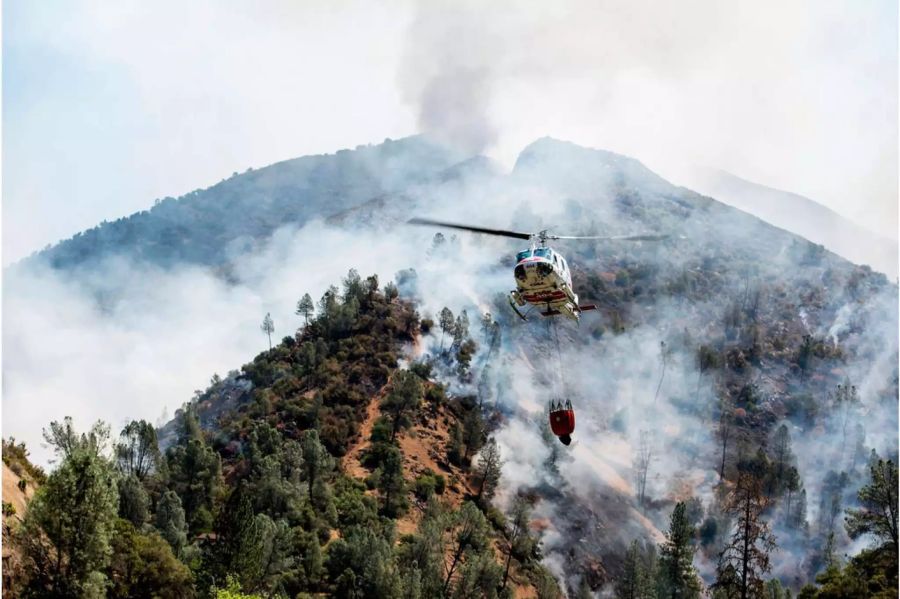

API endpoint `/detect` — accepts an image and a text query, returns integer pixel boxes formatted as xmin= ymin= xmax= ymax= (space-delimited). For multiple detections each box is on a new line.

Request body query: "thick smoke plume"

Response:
xmin=399 ymin=2 xmax=500 ymax=154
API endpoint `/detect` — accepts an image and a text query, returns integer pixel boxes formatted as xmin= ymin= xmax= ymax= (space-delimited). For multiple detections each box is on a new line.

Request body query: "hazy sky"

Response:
xmin=4 ymin=0 xmax=897 ymax=264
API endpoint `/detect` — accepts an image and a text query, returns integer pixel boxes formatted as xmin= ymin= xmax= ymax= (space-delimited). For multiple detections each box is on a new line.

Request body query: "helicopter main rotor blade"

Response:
xmin=407 ymin=217 xmax=532 ymax=240
xmin=550 ymin=234 xmax=670 ymax=241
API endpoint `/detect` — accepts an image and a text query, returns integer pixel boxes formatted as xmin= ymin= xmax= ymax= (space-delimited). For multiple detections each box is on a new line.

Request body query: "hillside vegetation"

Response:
xmin=20 ymin=137 xmax=460 ymax=273
xmin=5 ymin=136 xmax=898 ymax=598
xmin=3 ymin=273 xmax=563 ymax=598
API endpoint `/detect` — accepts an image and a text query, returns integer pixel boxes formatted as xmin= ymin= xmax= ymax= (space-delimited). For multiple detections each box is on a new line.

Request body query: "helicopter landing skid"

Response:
xmin=541 ymin=302 xmax=596 ymax=321
xmin=508 ymin=293 xmax=530 ymax=321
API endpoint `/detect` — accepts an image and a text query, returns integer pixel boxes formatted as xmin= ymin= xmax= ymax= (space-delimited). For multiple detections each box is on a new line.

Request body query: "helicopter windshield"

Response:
xmin=534 ymin=248 xmax=552 ymax=259
xmin=516 ymin=249 xmax=532 ymax=261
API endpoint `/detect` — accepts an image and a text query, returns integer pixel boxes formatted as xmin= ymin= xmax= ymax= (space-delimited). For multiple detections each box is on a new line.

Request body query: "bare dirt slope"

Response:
xmin=340 ymin=374 xmax=540 ymax=597
xmin=3 ymin=462 xmax=35 ymax=590
xmin=342 ymin=387 xmax=385 ymax=481
xmin=2 ymin=463 xmax=33 ymax=525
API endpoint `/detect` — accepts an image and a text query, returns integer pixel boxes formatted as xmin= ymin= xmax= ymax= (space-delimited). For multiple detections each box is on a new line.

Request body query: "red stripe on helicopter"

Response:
xmin=523 ymin=290 xmax=567 ymax=301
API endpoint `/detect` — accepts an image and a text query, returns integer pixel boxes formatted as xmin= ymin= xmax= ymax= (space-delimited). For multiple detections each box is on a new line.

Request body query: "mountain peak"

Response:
xmin=513 ymin=137 xmax=673 ymax=197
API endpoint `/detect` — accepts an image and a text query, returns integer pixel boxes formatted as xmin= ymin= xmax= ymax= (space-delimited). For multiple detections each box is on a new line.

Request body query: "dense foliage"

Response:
xmin=5 ymin=274 xmax=560 ymax=598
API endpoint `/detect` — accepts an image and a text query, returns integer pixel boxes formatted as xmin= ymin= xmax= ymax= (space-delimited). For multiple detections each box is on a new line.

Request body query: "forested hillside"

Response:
xmin=4 ymin=136 xmax=897 ymax=598
xmin=3 ymin=273 xmax=571 ymax=598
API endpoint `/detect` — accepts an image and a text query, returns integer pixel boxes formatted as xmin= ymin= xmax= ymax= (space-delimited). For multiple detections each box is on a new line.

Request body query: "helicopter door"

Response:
xmin=560 ymin=256 xmax=571 ymax=284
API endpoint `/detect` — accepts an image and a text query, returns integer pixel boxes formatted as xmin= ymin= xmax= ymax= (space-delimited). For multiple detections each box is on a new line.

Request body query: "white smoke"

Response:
xmin=3 ymin=138 xmax=897 ymax=596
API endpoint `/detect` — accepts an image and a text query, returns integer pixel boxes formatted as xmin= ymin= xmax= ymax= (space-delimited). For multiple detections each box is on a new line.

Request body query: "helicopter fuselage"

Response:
xmin=406 ymin=216 xmax=657 ymax=323
xmin=509 ymin=246 xmax=587 ymax=321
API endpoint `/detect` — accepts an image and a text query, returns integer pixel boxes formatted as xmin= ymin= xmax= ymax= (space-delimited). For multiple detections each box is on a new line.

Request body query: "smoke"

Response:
xmin=396 ymin=0 xmax=897 ymax=242
xmin=3 ymin=136 xmax=897 ymax=596
xmin=398 ymin=2 xmax=501 ymax=154
xmin=2 ymin=187 xmax=520 ymax=466
xmin=0 ymin=223 xmax=437 ymax=463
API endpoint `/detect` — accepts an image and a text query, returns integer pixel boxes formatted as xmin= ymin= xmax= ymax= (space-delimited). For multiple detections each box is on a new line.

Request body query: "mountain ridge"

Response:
xmin=4 ymin=133 xmax=897 ymax=596
xmin=17 ymin=135 xmax=877 ymax=280
xmin=680 ymin=166 xmax=897 ymax=277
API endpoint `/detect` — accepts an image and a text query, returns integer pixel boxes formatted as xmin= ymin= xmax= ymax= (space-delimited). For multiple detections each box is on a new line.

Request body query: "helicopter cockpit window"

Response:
xmin=516 ymin=249 xmax=532 ymax=261
xmin=534 ymin=248 xmax=551 ymax=259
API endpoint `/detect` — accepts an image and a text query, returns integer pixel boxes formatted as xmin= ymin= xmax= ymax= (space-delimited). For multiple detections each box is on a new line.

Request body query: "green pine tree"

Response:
xmin=19 ymin=419 xmax=119 ymax=597
xmin=296 ymin=293 xmax=315 ymax=325
xmin=378 ymin=447 xmax=407 ymax=517
xmin=657 ymin=502 xmax=702 ymax=599
xmin=845 ymin=452 xmax=898 ymax=562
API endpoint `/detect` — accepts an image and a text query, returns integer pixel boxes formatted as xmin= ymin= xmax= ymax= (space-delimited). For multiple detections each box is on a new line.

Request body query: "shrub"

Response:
xmin=409 ymin=361 xmax=433 ymax=380
xmin=486 ymin=506 xmax=507 ymax=531
xmin=413 ymin=470 xmax=447 ymax=502
xmin=425 ymin=384 xmax=446 ymax=405
xmin=414 ymin=473 xmax=436 ymax=501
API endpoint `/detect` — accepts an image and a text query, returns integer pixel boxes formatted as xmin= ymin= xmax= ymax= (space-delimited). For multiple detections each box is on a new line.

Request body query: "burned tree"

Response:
xmin=718 ymin=408 xmax=733 ymax=482
xmin=832 ymin=381 xmax=860 ymax=468
xmin=695 ymin=344 xmax=719 ymax=400
xmin=633 ymin=430 xmax=652 ymax=509
xmin=654 ymin=341 xmax=668 ymax=404
xmin=713 ymin=471 xmax=776 ymax=599
xmin=260 ymin=312 xmax=274 ymax=350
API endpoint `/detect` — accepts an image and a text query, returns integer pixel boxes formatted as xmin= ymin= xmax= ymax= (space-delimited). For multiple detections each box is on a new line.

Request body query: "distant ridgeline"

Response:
xmin=23 ymin=137 xmax=463 ymax=271
xmin=22 ymin=135 xmax=891 ymax=285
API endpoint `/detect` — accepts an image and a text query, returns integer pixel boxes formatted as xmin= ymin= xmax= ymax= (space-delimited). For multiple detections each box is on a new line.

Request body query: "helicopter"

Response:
xmin=408 ymin=217 xmax=668 ymax=322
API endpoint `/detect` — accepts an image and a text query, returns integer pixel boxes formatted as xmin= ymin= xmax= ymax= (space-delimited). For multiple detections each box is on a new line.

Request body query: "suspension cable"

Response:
xmin=550 ymin=316 xmax=566 ymax=400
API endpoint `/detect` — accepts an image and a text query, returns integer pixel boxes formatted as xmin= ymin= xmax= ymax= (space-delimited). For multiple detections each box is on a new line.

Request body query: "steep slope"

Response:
xmin=1 ymin=464 xmax=34 ymax=523
xmin=680 ymin=167 xmax=898 ymax=277
xmin=2 ymin=443 xmax=43 ymax=594
xmin=150 ymin=276 xmax=556 ymax=597
xmin=21 ymin=136 xmax=464 ymax=272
